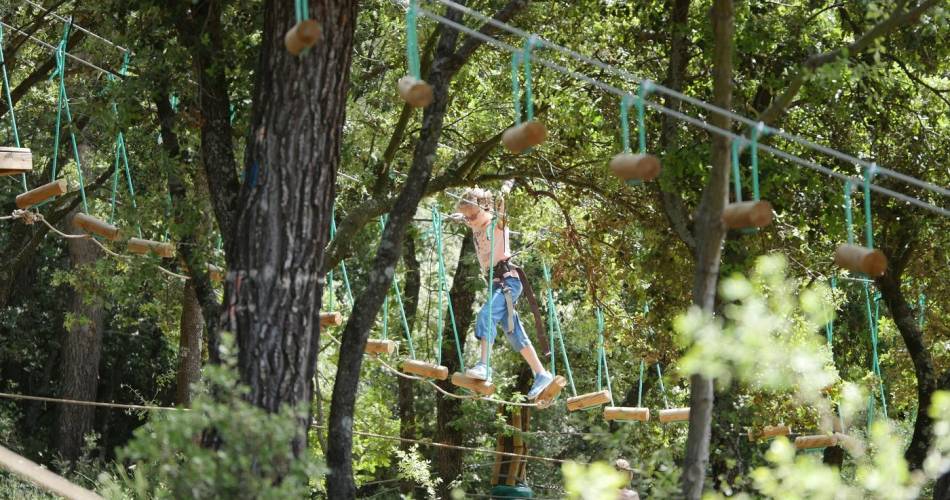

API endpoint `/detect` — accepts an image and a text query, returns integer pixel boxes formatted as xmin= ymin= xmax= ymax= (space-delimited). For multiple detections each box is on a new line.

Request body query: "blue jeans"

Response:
xmin=475 ymin=276 xmax=532 ymax=351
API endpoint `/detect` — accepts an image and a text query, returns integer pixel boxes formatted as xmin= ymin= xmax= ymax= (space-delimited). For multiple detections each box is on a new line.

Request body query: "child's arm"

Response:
xmin=497 ymin=180 xmax=514 ymax=229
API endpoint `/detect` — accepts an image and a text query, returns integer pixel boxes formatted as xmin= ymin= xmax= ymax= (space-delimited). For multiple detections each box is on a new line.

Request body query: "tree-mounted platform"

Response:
xmin=603 ymin=406 xmax=650 ymax=422
xmin=0 ymin=147 xmax=32 ymax=177
xmin=451 ymin=372 xmax=495 ymax=396
xmin=566 ymin=390 xmax=611 ymax=412
xmin=658 ymin=407 xmax=690 ymax=423
xmin=401 ymin=359 xmax=449 ymax=380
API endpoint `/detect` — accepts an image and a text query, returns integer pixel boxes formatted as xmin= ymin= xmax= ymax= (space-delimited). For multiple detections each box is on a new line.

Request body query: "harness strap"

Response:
xmin=501 ymin=285 xmax=516 ymax=333
xmin=514 ymin=267 xmax=551 ymax=356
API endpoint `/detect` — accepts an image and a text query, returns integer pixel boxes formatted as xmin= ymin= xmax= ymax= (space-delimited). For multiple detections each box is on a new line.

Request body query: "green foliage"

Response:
xmin=562 ymin=461 xmax=629 ymax=499
xmin=98 ymin=336 xmax=323 ymax=499
xmin=395 ymin=444 xmax=442 ymax=499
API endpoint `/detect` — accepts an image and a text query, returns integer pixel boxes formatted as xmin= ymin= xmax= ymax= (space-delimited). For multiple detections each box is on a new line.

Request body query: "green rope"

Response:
xmin=750 ymin=122 xmax=764 ymax=201
xmin=619 ymin=94 xmax=632 ymax=154
xmin=596 ymin=308 xmax=614 ymax=404
xmin=379 ymin=217 xmax=415 ymax=358
xmin=432 ymin=206 xmax=463 ymax=368
xmin=330 ymin=214 xmax=354 ymax=304
xmin=294 ymin=0 xmax=310 ymax=23
xmin=918 ymin=293 xmax=926 ymax=330
xmin=730 ymin=138 xmax=743 ymax=203
xmin=844 ymin=181 xmax=855 ymax=245
xmin=510 ymin=52 xmax=522 ymax=126
xmin=825 ymin=277 xmax=837 ymax=346
xmin=0 ymin=24 xmax=27 ymax=192
xmin=543 ymin=262 xmax=576 ymax=396
xmin=405 ymin=0 xmax=421 ymax=79
xmin=656 ymin=363 xmax=670 ymax=409
xmin=636 ymin=81 xmax=649 ymax=155
xmin=636 ymin=360 xmax=645 ymax=407
xmin=864 ymin=164 xmax=876 ymax=249
xmin=523 ymin=36 xmax=537 ymax=122
xmin=49 ymin=20 xmax=88 ymax=212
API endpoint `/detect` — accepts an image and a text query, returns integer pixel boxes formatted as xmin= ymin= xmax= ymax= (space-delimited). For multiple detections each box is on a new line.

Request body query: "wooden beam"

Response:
xmin=401 ymin=359 xmax=449 ymax=380
xmin=658 ymin=407 xmax=690 ymax=423
xmin=0 ymin=444 xmax=102 ymax=500
xmin=15 ymin=180 xmax=67 ymax=209
xmin=603 ymin=406 xmax=650 ymax=422
xmin=0 ymin=147 xmax=32 ymax=177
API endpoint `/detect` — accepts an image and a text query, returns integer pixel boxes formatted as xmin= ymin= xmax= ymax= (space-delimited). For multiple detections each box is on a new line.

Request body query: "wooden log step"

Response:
xmin=534 ymin=375 xmax=567 ymax=409
xmin=565 ymin=389 xmax=611 ymax=412
xmin=833 ymin=433 xmax=863 ymax=455
xmin=16 ymin=180 xmax=67 ymax=209
xmin=748 ymin=424 xmax=792 ymax=441
xmin=397 ymin=76 xmax=434 ymax=108
xmin=609 ymin=153 xmax=661 ymax=182
xmin=401 ymin=359 xmax=449 ymax=380
xmin=0 ymin=147 xmax=32 ymax=176
xmin=73 ymin=213 xmax=120 ymax=241
xmin=658 ymin=407 xmax=691 ymax=423
xmin=208 ymin=264 xmax=224 ymax=283
xmin=128 ymin=237 xmax=175 ymax=258
xmin=365 ymin=339 xmax=397 ymax=355
xmin=502 ymin=120 xmax=547 ymax=154
xmin=794 ymin=434 xmax=837 ymax=449
xmin=450 ymin=372 xmax=495 ymax=396
xmin=722 ymin=200 xmax=774 ymax=229
xmin=834 ymin=244 xmax=887 ymax=277
xmin=320 ymin=312 xmax=343 ymax=327
xmin=603 ymin=406 xmax=650 ymax=422
xmin=284 ymin=19 xmax=321 ymax=56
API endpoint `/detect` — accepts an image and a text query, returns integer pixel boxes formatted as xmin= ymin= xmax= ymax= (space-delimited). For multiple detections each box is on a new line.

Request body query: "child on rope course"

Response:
xmin=449 ymin=181 xmax=554 ymax=400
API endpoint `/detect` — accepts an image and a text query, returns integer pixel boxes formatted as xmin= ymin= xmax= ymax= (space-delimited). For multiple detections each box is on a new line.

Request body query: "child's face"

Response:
xmin=459 ymin=202 xmax=483 ymax=222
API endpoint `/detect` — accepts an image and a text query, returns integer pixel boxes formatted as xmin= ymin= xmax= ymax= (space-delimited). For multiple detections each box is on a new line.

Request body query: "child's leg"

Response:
xmin=474 ymin=284 xmax=509 ymax=364
xmin=519 ymin=345 xmax=545 ymax=375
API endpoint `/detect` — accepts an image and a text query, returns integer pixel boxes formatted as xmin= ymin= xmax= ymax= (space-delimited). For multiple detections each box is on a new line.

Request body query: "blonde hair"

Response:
xmin=457 ymin=187 xmax=493 ymax=212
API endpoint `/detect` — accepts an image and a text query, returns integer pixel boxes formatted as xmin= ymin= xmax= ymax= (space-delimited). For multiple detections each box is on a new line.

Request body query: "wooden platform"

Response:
xmin=401 ymin=359 xmax=449 ymax=380
xmin=365 ymin=339 xmax=397 ymax=355
xmin=603 ymin=406 xmax=650 ymax=421
xmin=566 ymin=389 xmax=611 ymax=412
xmin=0 ymin=147 xmax=32 ymax=177
xmin=533 ymin=375 xmax=567 ymax=409
xmin=658 ymin=407 xmax=690 ymax=423
xmin=451 ymin=372 xmax=495 ymax=396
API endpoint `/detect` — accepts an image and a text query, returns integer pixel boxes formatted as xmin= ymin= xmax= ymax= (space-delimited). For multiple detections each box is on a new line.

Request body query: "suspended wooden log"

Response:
xmin=320 ymin=312 xmax=343 ymax=327
xmin=0 ymin=147 xmax=32 ymax=177
xmin=401 ymin=359 xmax=449 ymax=380
xmin=15 ymin=179 xmax=67 ymax=209
xmin=722 ymin=200 xmax=774 ymax=229
xmin=208 ymin=264 xmax=224 ymax=283
xmin=284 ymin=19 xmax=321 ymax=56
xmin=608 ymin=153 xmax=661 ymax=182
xmin=794 ymin=434 xmax=837 ymax=449
xmin=833 ymin=432 xmax=863 ymax=456
xmin=565 ymin=390 xmax=611 ymax=412
xmin=127 ymin=237 xmax=176 ymax=258
xmin=502 ymin=120 xmax=547 ymax=154
xmin=451 ymin=372 xmax=496 ymax=396
xmin=73 ymin=213 xmax=120 ymax=241
xmin=603 ymin=406 xmax=650 ymax=422
xmin=365 ymin=339 xmax=397 ymax=355
xmin=658 ymin=407 xmax=691 ymax=423
xmin=534 ymin=375 xmax=567 ymax=409
xmin=834 ymin=244 xmax=887 ymax=277
xmin=748 ymin=424 xmax=792 ymax=441
xmin=397 ymin=76 xmax=434 ymax=108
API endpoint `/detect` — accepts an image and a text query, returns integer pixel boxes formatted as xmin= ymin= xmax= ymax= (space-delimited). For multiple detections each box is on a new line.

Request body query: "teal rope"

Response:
xmin=596 ymin=308 xmax=613 ymax=404
xmin=825 ymin=277 xmax=837 ymax=346
xmin=50 ymin=20 xmax=88 ymax=212
xmin=543 ymin=262 xmax=576 ymax=396
xmin=0 ymin=24 xmax=26 ymax=192
xmin=636 ymin=81 xmax=649 ymax=155
xmin=864 ymin=164 xmax=876 ymax=249
xmin=523 ymin=37 xmax=537 ymax=122
xmin=619 ymin=94 xmax=632 ymax=154
xmin=730 ymin=138 xmax=743 ymax=203
xmin=656 ymin=363 xmax=670 ymax=408
xmin=750 ymin=122 xmax=764 ymax=201
xmin=432 ymin=206 xmax=463 ymax=368
xmin=510 ymin=52 xmax=522 ymax=125
xmin=844 ymin=181 xmax=855 ymax=245
xmin=294 ymin=0 xmax=309 ymax=23
xmin=918 ymin=294 xmax=926 ymax=330
xmin=379 ymin=217 xmax=415 ymax=358
xmin=485 ymin=215 xmax=498 ymax=370
xmin=330 ymin=214 xmax=354 ymax=304
xmin=405 ymin=0 xmax=421 ymax=79
xmin=636 ymin=360 xmax=645 ymax=407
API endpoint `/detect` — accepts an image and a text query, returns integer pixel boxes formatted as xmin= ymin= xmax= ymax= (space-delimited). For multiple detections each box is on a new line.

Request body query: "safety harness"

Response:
xmin=491 ymin=259 xmax=551 ymax=356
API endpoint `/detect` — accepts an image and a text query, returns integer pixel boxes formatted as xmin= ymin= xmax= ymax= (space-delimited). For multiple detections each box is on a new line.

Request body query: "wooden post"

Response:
xmin=397 ymin=76 xmax=434 ymax=108
xmin=659 ymin=407 xmax=691 ymax=423
xmin=401 ymin=359 xmax=449 ymax=380
xmin=0 ymin=147 xmax=32 ymax=176
xmin=15 ymin=179 xmax=67 ymax=209
xmin=565 ymin=390 xmax=611 ymax=412
xmin=603 ymin=406 xmax=650 ymax=422
xmin=208 ymin=264 xmax=224 ymax=283
xmin=721 ymin=201 xmax=774 ymax=229
xmin=609 ymin=153 xmax=662 ymax=182
xmin=834 ymin=244 xmax=887 ymax=277
xmin=794 ymin=434 xmax=838 ymax=449
xmin=534 ymin=375 xmax=567 ymax=409
xmin=284 ymin=19 xmax=321 ymax=56
xmin=365 ymin=339 xmax=397 ymax=355
xmin=320 ymin=312 xmax=343 ymax=327
xmin=0 ymin=444 xmax=103 ymax=500
xmin=502 ymin=120 xmax=547 ymax=154
xmin=747 ymin=424 xmax=792 ymax=441
xmin=72 ymin=213 xmax=120 ymax=241
xmin=450 ymin=372 xmax=496 ymax=396
xmin=127 ymin=237 xmax=176 ymax=258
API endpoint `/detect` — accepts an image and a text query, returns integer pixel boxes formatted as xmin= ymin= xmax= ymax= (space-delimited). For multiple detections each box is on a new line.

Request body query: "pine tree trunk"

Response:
xmin=176 ymin=283 xmax=204 ymax=406
xmin=682 ymin=0 xmax=734 ymax=497
xmin=227 ymin=0 xmax=359 ymax=458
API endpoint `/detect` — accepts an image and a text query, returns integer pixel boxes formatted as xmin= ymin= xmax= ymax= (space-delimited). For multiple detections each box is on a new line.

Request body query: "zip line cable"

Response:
xmin=424 ymin=0 xmax=950 ymax=200
xmin=21 ymin=0 xmax=132 ymax=54
xmin=401 ymin=2 xmax=948 ymax=217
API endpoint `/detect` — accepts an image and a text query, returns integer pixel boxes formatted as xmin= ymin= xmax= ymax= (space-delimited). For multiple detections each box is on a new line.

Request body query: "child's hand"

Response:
xmin=446 ymin=212 xmax=466 ymax=223
xmin=501 ymin=179 xmax=515 ymax=195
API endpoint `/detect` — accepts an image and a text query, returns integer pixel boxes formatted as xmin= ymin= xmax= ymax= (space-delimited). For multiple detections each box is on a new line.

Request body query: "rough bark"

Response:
xmin=398 ymin=230 xmax=421 ymax=495
xmin=435 ymin=237 xmax=479 ymax=499
xmin=227 ymin=0 xmax=358 ymax=460
xmin=682 ymin=0 xmax=734 ymax=497
xmin=175 ymin=283 xmax=204 ymax=406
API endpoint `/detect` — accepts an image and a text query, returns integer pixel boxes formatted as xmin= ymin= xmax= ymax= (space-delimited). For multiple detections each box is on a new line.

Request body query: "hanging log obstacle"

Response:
xmin=658 ymin=407 xmax=691 ymax=423
xmin=794 ymin=434 xmax=839 ymax=449
xmin=722 ymin=201 xmax=774 ymax=229
xmin=834 ymin=244 xmax=887 ymax=277
xmin=127 ymin=238 xmax=176 ymax=258
xmin=0 ymin=147 xmax=32 ymax=177
xmin=72 ymin=213 xmax=120 ymax=241
xmin=603 ymin=406 xmax=650 ymax=422
xmin=534 ymin=375 xmax=567 ymax=409
xmin=748 ymin=424 xmax=792 ymax=441
xmin=502 ymin=120 xmax=547 ymax=154
xmin=320 ymin=312 xmax=343 ymax=327
xmin=451 ymin=372 xmax=496 ymax=396
xmin=284 ymin=19 xmax=321 ymax=56
xmin=365 ymin=339 xmax=397 ymax=355
xmin=609 ymin=153 xmax=661 ymax=182
xmin=566 ymin=390 xmax=611 ymax=412
xmin=401 ymin=359 xmax=449 ymax=380
xmin=15 ymin=179 xmax=67 ymax=209
xmin=397 ymin=76 xmax=433 ymax=108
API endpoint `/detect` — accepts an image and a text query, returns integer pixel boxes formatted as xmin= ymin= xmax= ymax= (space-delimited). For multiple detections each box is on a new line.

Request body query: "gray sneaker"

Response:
xmin=527 ymin=371 xmax=554 ymax=400
xmin=465 ymin=362 xmax=492 ymax=382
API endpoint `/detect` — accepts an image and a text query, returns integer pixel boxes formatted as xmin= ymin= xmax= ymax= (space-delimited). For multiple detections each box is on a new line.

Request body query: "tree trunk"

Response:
xmin=226 ymin=0 xmax=358 ymax=459
xmin=398 ymin=230 xmax=421 ymax=495
xmin=682 ymin=0 xmax=734 ymax=497
xmin=435 ymin=237 xmax=478 ymax=499
xmin=176 ymin=283 xmax=204 ymax=406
